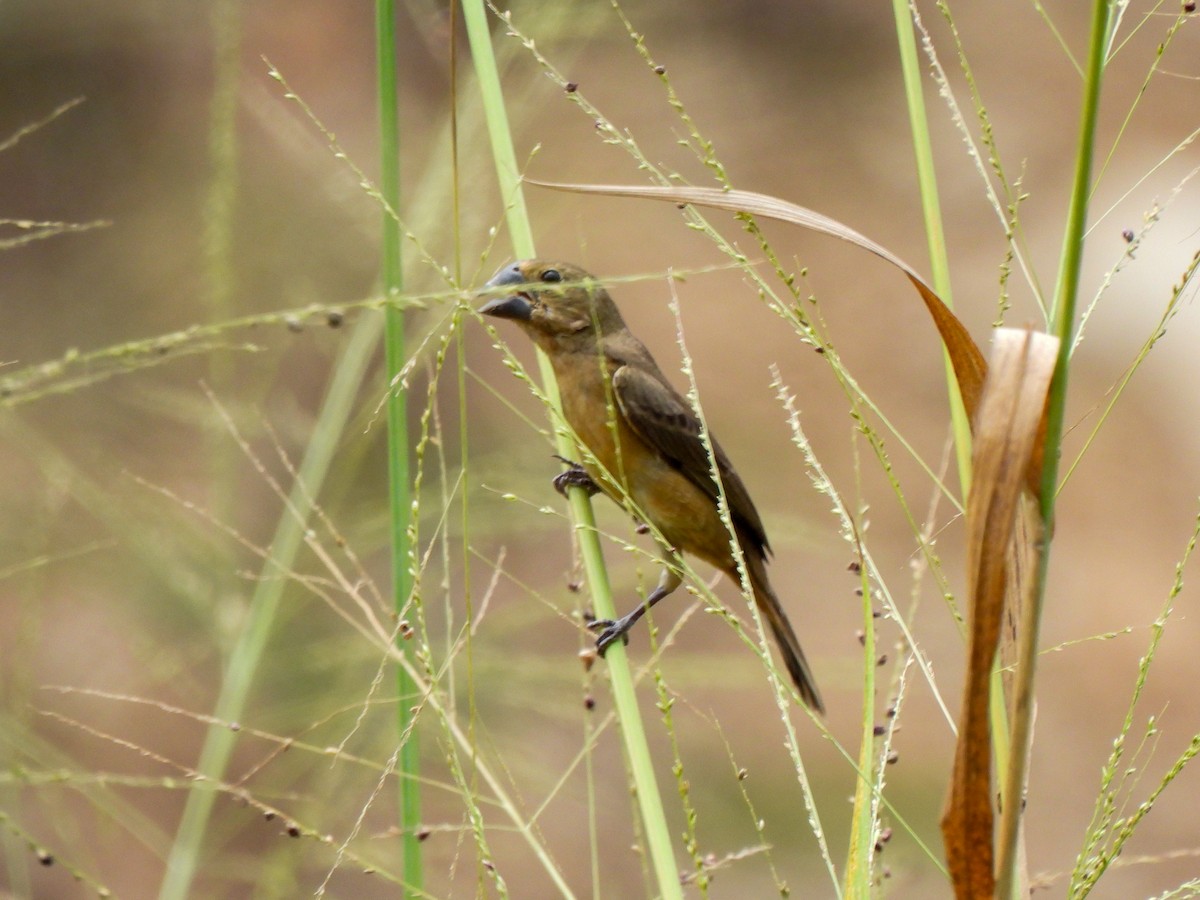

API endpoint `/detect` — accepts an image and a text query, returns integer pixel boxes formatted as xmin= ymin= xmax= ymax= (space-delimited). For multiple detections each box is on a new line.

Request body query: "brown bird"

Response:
xmin=481 ymin=260 xmax=824 ymax=712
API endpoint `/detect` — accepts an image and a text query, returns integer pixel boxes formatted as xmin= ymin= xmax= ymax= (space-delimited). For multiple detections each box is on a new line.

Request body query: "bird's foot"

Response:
xmin=585 ymin=616 xmax=631 ymax=656
xmin=552 ymin=455 xmax=600 ymax=497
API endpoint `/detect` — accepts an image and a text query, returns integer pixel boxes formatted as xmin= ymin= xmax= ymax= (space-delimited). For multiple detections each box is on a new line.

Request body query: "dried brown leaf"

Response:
xmin=531 ymin=180 xmax=989 ymax=420
xmin=942 ymin=328 xmax=1058 ymax=899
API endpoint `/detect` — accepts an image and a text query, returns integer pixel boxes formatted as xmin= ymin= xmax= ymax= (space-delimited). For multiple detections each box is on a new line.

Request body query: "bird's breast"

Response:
xmin=551 ymin=351 xmax=734 ymax=569
xmin=554 ymin=353 xmax=629 ymax=483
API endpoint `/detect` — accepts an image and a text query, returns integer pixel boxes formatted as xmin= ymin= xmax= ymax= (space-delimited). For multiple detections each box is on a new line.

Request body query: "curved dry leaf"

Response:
xmin=531 ymin=180 xmax=989 ymax=420
xmin=942 ymin=328 xmax=1058 ymax=899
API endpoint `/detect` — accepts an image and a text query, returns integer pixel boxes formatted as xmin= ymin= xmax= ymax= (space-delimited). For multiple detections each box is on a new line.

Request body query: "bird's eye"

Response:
xmin=540 ymin=268 xmax=562 ymax=283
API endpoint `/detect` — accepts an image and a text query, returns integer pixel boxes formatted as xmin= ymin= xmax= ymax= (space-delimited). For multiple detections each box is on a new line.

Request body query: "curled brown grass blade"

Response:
xmin=531 ymin=180 xmax=989 ymax=420
xmin=941 ymin=328 xmax=1058 ymax=899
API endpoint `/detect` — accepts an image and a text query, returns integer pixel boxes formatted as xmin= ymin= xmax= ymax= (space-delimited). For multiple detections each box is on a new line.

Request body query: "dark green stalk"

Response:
xmin=996 ymin=2 xmax=1112 ymax=896
xmin=375 ymin=0 xmax=422 ymax=892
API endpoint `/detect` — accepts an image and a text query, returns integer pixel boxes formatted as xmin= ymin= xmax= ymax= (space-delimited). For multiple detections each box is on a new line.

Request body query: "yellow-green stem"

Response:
xmin=462 ymin=2 xmax=682 ymax=896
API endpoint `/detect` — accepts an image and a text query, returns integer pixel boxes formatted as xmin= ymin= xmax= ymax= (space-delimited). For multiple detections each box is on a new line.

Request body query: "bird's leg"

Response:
xmin=588 ymin=562 xmax=683 ymax=656
xmin=552 ymin=454 xmax=601 ymax=497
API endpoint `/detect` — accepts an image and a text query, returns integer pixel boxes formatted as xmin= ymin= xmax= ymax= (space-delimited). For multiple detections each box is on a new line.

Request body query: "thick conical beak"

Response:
xmin=479 ymin=294 xmax=533 ymax=320
xmin=479 ymin=263 xmax=533 ymax=320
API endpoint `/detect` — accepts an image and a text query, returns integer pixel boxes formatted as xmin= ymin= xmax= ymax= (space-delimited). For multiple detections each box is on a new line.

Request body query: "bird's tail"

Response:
xmin=745 ymin=553 xmax=825 ymax=714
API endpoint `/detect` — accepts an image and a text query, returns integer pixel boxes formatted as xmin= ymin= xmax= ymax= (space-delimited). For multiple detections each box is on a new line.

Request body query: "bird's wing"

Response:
xmin=611 ymin=362 xmax=770 ymax=554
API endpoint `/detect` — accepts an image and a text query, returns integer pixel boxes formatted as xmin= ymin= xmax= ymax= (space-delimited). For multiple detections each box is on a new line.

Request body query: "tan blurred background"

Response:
xmin=2 ymin=1 xmax=1199 ymax=897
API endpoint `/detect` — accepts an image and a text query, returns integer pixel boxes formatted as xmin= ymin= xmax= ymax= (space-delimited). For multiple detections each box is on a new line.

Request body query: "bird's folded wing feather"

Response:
xmin=611 ymin=363 xmax=770 ymax=554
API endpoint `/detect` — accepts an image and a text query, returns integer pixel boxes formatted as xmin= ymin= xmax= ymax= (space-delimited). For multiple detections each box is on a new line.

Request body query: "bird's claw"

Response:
xmin=552 ymin=456 xmax=600 ymax=497
xmin=586 ymin=617 xmax=630 ymax=655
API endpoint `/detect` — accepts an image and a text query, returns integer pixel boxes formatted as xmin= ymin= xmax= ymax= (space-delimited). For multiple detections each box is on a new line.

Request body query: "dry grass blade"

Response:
xmin=941 ymin=328 xmax=1058 ymax=899
xmin=531 ymin=180 xmax=989 ymax=420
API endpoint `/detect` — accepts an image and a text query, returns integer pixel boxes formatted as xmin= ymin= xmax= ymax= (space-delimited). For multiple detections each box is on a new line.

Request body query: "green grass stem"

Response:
xmin=462 ymin=3 xmax=682 ymax=897
xmin=891 ymin=0 xmax=971 ymax=499
xmin=996 ymin=2 xmax=1113 ymax=897
xmin=374 ymin=0 xmax=423 ymax=892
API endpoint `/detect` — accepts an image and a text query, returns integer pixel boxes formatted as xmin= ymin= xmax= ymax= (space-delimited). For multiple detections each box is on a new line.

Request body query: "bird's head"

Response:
xmin=480 ymin=260 xmax=625 ymax=350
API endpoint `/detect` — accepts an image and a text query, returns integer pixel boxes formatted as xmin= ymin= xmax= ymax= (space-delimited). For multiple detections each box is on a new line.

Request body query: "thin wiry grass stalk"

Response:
xmin=157 ymin=317 xmax=384 ymax=900
xmin=38 ymin=702 xmax=417 ymax=893
xmin=154 ymin=4 xmax=318 ymax=894
xmin=1084 ymin=125 xmax=1199 ymax=239
xmin=661 ymin=276 xmax=835 ymax=892
xmin=402 ymin=312 xmax=532 ymax=895
xmin=0 ymin=290 xmax=403 ymax=406
xmin=919 ymin=1 xmax=1045 ymax=315
xmin=446 ymin=4 xmax=487 ymax=882
xmin=0 ymin=96 xmax=84 ymax=153
xmin=462 ymin=2 xmax=683 ymax=897
xmin=1063 ymin=248 xmax=1200 ymax=488
xmin=151 ymin=392 xmax=578 ymax=894
xmin=655 ymin=669 xmax=707 ymax=896
xmin=1074 ymin=162 xmax=1200 ymax=358
xmin=663 ymin=283 xmax=838 ymax=891
xmin=772 ymin=373 xmax=948 ymax=878
xmin=1069 ymin=506 xmax=1200 ymax=896
xmin=1090 ymin=8 xmax=1191 ymax=194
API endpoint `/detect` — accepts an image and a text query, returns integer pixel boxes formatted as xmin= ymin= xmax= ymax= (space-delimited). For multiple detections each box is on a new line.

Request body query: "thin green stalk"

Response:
xmin=892 ymin=0 xmax=971 ymax=499
xmin=462 ymin=3 xmax=682 ymax=898
xmin=375 ymin=1 xmax=423 ymax=893
xmin=996 ymin=2 xmax=1112 ymax=897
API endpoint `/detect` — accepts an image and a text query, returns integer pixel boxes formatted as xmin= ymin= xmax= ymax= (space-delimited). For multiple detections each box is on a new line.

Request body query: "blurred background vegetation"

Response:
xmin=1 ymin=1 xmax=1198 ymax=896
